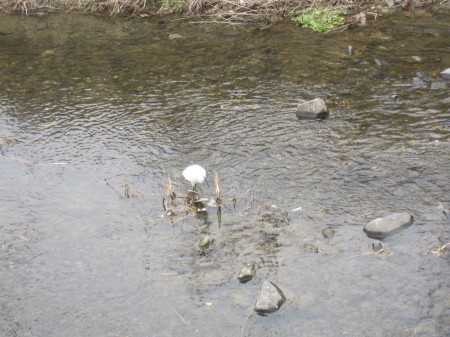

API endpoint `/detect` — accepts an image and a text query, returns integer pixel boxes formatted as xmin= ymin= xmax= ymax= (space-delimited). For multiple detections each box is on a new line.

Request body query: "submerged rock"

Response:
xmin=238 ymin=264 xmax=256 ymax=283
xmin=374 ymin=58 xmax=383 ymax=67
xmin=168 ymin=33 xmax=184 ymax=40
xmin=412 ymin=77 xmax=427 ymax=89
xmin=363 ymin=212 xmax=413 ymax=239
xmin=430 ymin=82 xmax=446 ymax=90
xmin=440 ymin=68 xmax=450 ymax=79
xmin=296 ymin=98 xmax=328 ymax=119
xmin=322 ymin=227 xmax=335 ymax=239
xmin=345 ymin=45 xmax=354 ymax=56
xmin=254 ymin=280 xmax=286 ymax=315
xmin=198 ymin=236 xmax=214 ymax=249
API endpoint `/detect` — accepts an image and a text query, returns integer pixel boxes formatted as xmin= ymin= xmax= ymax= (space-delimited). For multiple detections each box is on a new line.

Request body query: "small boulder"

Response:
xmin=364 ymin=212 xmax=413 ymax=239
xmin=440 ymin=68 xmax=450 ymax=80
xmin=238 ymin=264 xmax=256 ymax=283
xmin=254 ymin=280 xmax=286 ymax=315
xmin=296 ymin=98 xmax=329 ymax=119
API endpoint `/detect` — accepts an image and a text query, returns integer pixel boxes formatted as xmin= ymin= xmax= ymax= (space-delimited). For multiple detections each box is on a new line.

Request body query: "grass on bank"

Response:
xmin=0 ymin=0 xmax=376 ymax=17
xmin=292 ymin=6 xmax=347 ymax=32
xmin=0 ymin=0 xmax=443 ymax=30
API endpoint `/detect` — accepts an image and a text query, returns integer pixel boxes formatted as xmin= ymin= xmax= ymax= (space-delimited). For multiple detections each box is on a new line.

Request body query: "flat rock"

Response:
xmin=364 ymin=212 xmax=413 ymax=239
xmin=296 ymin=98 xmax=329 ymax=119
xmin=412 ymin=77 xmax=427 ymax=89
xmin=430 ymin=82 xmax=446 ymax=90
xmin=168 ymin=33 xmax=184 ymax=40
xmin=254 ymin=280 xmax=286 ymax=315
xmin=440 ymin=68 xmax=450 ymax=79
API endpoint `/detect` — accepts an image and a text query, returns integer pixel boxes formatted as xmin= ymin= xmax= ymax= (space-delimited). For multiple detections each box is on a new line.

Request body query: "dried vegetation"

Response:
xmin=0 ymin=0 xmax=403 ymax=20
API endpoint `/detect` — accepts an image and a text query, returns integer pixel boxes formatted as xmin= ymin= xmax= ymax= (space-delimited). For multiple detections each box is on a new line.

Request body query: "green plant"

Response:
xmin=292 ymin=6 xmax=347 ymax=32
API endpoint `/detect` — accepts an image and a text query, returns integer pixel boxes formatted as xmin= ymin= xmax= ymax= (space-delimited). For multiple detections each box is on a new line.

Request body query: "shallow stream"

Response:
xmin=0 ymin=10 xmax=449 ymax=337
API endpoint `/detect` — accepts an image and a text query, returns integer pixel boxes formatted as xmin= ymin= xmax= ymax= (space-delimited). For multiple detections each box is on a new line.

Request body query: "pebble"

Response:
xmin=363 ymin=212 xmax=413 ymax=239
xmin=345 ymin=46 xmax=354 ymax=56
xmin=430 ymin=82 xmax=446 ymax=90
xmin=238 ymin=264 xmax=256 ymax=283
xmin=198 ymin=236 xmax=214 ymax=249
xmin=254 ymin=280 xmax=286 ymax=315
xmin=168 ymin=34 xmax=184 ymax=40
xmin=322 ymin=227 xmax=335 ymax=239
xmin=412 ymin=77 xmax=427 ymax=89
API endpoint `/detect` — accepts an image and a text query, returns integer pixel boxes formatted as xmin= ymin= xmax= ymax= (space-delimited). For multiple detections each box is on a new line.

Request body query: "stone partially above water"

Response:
xmin=254 ymin=280 xmax=286 ymax=315
xmin=364 ymin=212 xmax=413 ymax=239
xmin=238 ymin=264 xmax=256 ymax=283
xmin=440 ymin=68 xmax=450 ymax=80
xmin=296 ymin=98 xmax=329 ymax=119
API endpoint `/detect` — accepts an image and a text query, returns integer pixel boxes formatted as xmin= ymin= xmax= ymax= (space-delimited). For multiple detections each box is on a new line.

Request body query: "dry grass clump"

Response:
xmin=86 ymin=0 xmax=148 ymax=15
xmin=1 ymin=0 xmax=380 ymax=17
xmin=0 ymin=0 xmax=148 ymax=14
xmin=2 ymin=0 xmax=442 ymax=21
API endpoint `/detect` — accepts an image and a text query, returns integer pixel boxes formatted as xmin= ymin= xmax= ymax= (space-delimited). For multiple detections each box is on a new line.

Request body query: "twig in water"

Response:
xmin=352 ymin=242 xmax=392 ymax=257
xmin=426 ymin=242 xmax=449 ymax=257
xmin=170 ymin=305 xmax=189 ymax=325
xmin=214 ymin=172 xmax=223 ymax=205
xmin=163 ymin=177 xmax=178 ymax=214
xmin=240 ymin=310 xmax=254 ymax=337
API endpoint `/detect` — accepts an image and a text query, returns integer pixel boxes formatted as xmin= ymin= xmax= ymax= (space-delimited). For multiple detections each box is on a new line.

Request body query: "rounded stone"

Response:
xmin=238 ymin=264 xmax=256 ymax=283
xmin=198 ymin=236 xmax=214 ymax=248
xmin=363 ymin=212 xmax=413 ymax=239
xmin=322 ymin=227 xmax=335 ymax=239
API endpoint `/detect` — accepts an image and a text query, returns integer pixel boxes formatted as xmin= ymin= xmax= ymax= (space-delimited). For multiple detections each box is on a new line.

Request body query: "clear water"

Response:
xmin=0 ymin=11 xmax=449 ymax=337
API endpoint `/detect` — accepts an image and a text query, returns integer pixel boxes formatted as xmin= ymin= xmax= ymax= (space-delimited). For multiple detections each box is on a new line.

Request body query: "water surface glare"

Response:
xmin=0 ymin=11 xmax=449 ymax=337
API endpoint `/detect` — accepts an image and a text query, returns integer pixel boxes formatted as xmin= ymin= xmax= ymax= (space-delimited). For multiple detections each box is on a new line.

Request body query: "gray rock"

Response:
xmin=412 ymin=77 xmax=427 ymax=89
xmin=322 ymin=227 xmax=335 ymax=239
xmin=296 ymin=98 xmax=328 ymax=119
xmin=345 ymin=46 xmax=354 ymax=56
xmin=364 ymin=212 xmax=413 ymax=239
xmin=410 ymin=56 xmax=423 ymax=63
xmin=440 ymin=68 xmax=450 ymax=79
xmin=198 ymin=236 xmax=214 ymax=248
xmin=238 ymin=264 xmax=256 ymax=283
xmin=371 ymin=242 xmax=384 ymax=252
xmin=254 ymin=280 xmax=286 ymax=315
xmin=430 ymin=82 xmax=446 ymax=90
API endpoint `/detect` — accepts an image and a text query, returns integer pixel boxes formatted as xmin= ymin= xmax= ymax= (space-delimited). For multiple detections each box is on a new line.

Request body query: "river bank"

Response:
xmin=0 ymin=0 xmax=447 ymax=26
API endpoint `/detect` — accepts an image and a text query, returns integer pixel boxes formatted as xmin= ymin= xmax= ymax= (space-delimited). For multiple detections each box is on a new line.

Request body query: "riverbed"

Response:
xmin=0 ymin=10 xmax=449 ymax=337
